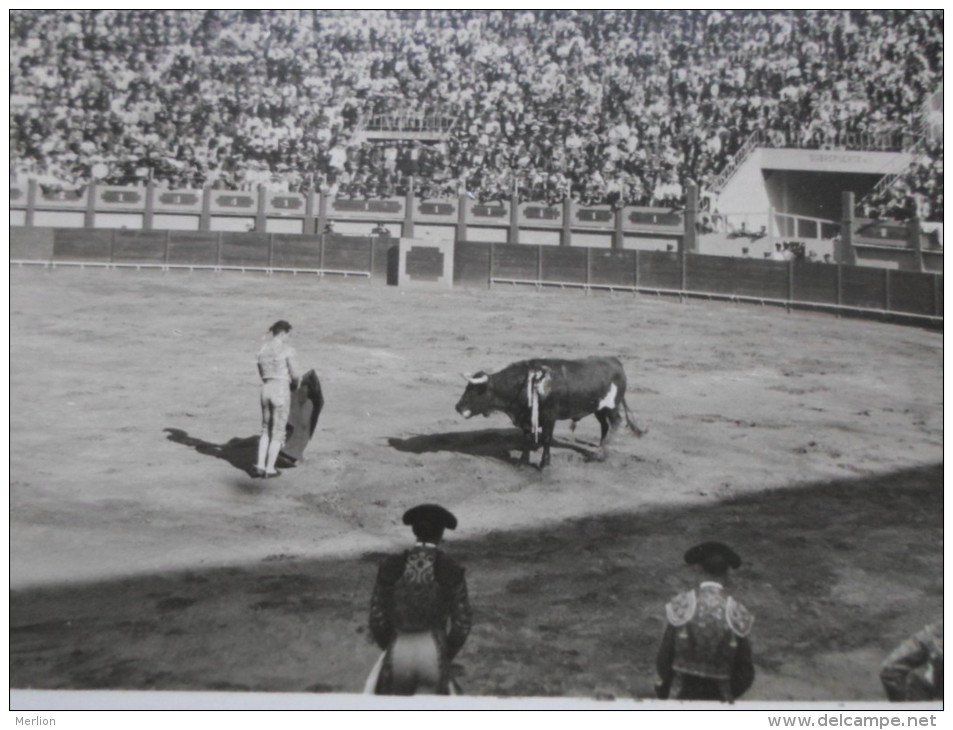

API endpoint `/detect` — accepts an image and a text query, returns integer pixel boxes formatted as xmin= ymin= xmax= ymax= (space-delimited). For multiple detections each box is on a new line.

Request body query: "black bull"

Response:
xmin=454 ymin=357 xmax=646 ymax=469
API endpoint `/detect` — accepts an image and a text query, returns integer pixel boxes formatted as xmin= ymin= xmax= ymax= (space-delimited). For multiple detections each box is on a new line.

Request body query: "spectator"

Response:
xmin=8 ymin=10 xmax=942 ymax=219
xmin=880 ymin=622 xmax=943 ymax=702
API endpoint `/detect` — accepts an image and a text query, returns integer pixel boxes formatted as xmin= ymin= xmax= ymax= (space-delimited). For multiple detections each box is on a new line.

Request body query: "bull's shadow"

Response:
xmin=164 ymin=428 xmax=279 ymax=477
xmin=387 ymin=428 xmax=595 ymax=466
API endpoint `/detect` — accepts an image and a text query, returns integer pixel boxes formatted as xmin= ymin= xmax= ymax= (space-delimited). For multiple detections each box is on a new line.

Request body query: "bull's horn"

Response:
xmin=463 ymin=372 xmax=489 ymax=384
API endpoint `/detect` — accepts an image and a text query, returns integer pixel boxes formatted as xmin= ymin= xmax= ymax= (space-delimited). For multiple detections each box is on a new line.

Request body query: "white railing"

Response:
xmin=855 ymin=133 xmax=928 ymax=214
xmin=709 ymin=130 xmax=763 ymax=194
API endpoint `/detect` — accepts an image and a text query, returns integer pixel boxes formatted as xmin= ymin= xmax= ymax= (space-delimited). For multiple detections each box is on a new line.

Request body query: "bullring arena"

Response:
xmin=10 ymin=262 xmax=942 ymax=704
xmin=8 ymin=8 xmax=944 ymax=711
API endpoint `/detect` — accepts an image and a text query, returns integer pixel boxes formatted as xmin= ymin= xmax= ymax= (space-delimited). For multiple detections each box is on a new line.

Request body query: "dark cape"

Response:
xmin=280 ymin=369 xmax=324 ymax=464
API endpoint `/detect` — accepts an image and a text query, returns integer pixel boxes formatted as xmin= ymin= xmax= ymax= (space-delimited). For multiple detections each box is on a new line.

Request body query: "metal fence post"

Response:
xmin=682 ymin=182 xmax=698 ymax=253
xmin=840 ymin=191 xmax=856 ymax=265
xmin=613 ymin=205 xmax=624 ymax=250
xmin=256 ymin=184 xmax=267 ymax=234
xmin=404 ymin=178 xmax=415 ymax=239
xmin=634 ymin=249 xmax=640 ymax=291
xmin=680 ymin=251 xmax=687 ymax=298
xmin=787 ymin=259 xmax=794 ymax=312
xmin=537 ymin=244 xmax=543 ymax=285
xmin=456 ymin=192 xmax=467 ymax=244
xmin=509 ymin=190 xmax=520 ymax=245
xmin=144 ymin=181 xmax=155 ymax=232
xmin=884 ymin=268 xmax=891 ymax=313
xmin=561 ymin=198 xmax=572 ymax=247
xmin=26 ymin=178 xmax=37 ymax=227
xmin=317 ymin=189 xmax=328 ymax=239
xmin=909 ymin=216 xmax=924 ymax=272
xmin=488 ymin=241 xmax=494 ymax=289
xmin=85 ymin=181 xmax=97 ymax=229
xmin=304 ymin=189 xmax=316 ymax=235
xmin=934 ymin=274 xmax=941 ymax=317
xmin=200 ymin=187 xmax=211 ymax=232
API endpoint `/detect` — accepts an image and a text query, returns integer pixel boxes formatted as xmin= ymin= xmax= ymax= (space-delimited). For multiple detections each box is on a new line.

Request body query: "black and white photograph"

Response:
xmin=8 ymin=8 xmax=943 ymax=718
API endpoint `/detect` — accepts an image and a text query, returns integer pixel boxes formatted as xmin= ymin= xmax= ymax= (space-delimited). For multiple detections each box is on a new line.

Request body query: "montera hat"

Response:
xmin=402 ymin=504 xmax=458 ymax=531
xmin=684 ymin=541 xmax=741 ymax=570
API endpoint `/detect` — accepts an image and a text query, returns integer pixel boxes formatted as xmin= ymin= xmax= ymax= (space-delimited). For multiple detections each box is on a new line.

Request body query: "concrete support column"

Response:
xmin=612 ymin=205 xmax=624 ymax=250
xmin=682 ymin=183 xmax=698 ymax=253
xmin=404 ymin=177 xmax=415 ymax=238
xmin=316 ymin=189 xmax=329 ymax=237
xmin=303 ymin=189 xmax=316 ymax=235
xmin=508 ymin=191 xmax=520 ymax=244
xmin=909 ymin=216 xmax=924 ymax=272
xmin=200 ymin=187 xmax=211 ymax=232
xmin=255 ymin=185 xmax=267 ymax=233
xmin=839 ymin=192 xmax=856 ymax=265
xmin=84 ymin=181 xmax=97 ymax=229
xmin=456 ymin=193 xmax=468 ymax=243
xmin=144 ymin=181 xmax=155 ymax=231
xmin=26 ymin=178 xmax=37 ymax=227
xmin=561 ymin=198 xmax=572 ymax=246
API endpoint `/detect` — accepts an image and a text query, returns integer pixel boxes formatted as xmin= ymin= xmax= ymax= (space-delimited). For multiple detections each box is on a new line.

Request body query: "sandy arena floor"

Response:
xmin=9 ymin=266 xmax=943 ymax=704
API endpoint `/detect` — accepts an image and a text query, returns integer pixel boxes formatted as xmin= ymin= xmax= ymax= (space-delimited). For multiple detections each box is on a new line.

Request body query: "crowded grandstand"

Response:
xmin=9 ymin=9 xmax=943 ymax=221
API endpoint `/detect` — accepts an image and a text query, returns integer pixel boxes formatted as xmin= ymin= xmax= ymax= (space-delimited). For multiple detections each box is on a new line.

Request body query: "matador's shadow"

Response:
xmin=164 ymin=428 xmax=278 ymax=477
xmin=387 ymin=428 xmax=594 ymax=466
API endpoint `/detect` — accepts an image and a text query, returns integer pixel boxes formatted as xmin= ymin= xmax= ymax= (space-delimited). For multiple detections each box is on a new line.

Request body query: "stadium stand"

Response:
xmin=9 ymin=10 xmax=943 ymax=221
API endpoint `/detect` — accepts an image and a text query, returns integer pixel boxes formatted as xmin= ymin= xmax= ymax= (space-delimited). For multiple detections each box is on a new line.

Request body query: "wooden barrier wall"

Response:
xmin=458 ymin=241 xmax=941 ymax=322
xmin=42 ymin=229 xmax=393 ymax=281
xmin=9 ymin=228 xmax=942 ymax=324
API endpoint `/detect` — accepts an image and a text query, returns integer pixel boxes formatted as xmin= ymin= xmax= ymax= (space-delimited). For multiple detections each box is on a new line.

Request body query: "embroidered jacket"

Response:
xmin=369 ymin=544 xmax=471 ymax=660
xmin=656 ymin=581 xmax=755 ymax=701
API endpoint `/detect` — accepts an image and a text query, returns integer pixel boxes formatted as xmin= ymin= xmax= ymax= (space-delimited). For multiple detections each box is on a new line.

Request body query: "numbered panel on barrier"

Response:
xmin=466 ymin=199 xmax=509 ymax=224
xmin=518 ymin=202 xmax=563 ymax=228
xmin=35 ymin=186 xmax=88 ymax=209
xmin=624 ymin=206 xmax=683 ymax=231
xmin=570 ymin=204 xmax=614 ymax=229
xmin=209 ymin=191 xmax=257 ymax=215
xmin=265 ymin=192 xmax=308 ymax=217
xmin=11 ymin=185 xmax=27 ymax=208
xmin=96 ymin=186 xmax=146 ymax=211
xmin=414 ymin=198 xmax=458 ymax=225
xmin=398 ymin=238 xmax=454 ymax=288
xmin=154 ymin=189 xmax=204 ymax=214
xmin=327 ymin=196 xmax=405 ymax=220
xmin=855 ymin=219 xmax=909 ymax=245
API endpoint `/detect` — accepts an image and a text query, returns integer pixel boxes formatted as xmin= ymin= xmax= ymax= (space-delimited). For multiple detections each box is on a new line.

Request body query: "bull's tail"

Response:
xmin=621 ymin=396 xmax=647 ymax=438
